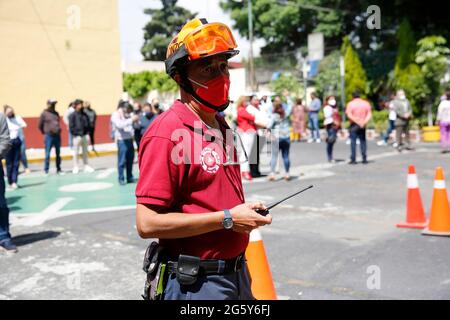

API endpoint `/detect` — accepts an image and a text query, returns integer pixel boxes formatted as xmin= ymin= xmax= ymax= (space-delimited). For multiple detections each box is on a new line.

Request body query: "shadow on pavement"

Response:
xmin=7 ymin=196 xmax=22 ymax=205
xmin=18 ymin=182 xmax=47 ymax=189
xmin=12 ymin=231 xmax=61 ymax=247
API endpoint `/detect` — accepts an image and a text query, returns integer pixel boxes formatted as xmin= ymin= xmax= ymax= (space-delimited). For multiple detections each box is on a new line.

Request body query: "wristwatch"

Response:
xmin=222 ymin=209 xmax=233 ymax=230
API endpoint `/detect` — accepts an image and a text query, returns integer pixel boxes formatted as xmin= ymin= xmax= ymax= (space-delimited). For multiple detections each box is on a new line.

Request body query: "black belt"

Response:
xmin=167 ymin=254 xmax=245 ymax=275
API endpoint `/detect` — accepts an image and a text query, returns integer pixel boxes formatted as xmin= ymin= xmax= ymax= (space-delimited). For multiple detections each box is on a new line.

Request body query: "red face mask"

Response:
xmin=189 ymin=75 xmax=230 ymax=113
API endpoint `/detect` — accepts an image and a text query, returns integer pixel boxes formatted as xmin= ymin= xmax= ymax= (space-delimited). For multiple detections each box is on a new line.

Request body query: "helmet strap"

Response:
xmin=178 ymin=70 xmax=230 ymax=112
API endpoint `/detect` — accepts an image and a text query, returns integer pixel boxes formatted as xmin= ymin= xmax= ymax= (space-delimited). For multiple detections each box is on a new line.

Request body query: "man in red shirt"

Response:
xmin=135 ymin=18 xmax=272 ymax=300
xmin=345 ymin=90 xmax=372 ymax=164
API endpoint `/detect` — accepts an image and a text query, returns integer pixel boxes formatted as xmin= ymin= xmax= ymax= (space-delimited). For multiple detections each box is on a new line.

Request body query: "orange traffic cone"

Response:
xmin=422 ymin=167 xmax=450 ymax=236
xmin=396 ymin=165 xmax=427 ymax=229
xmin=245 ymin=229 xmax=277 ymax=300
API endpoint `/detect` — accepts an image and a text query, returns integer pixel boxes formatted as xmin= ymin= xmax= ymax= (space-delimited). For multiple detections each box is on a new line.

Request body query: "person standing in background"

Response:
xmin=247 ymin=95 xmax=268 ymax=178
xmin=18 ymin=121 xmax=30 ymax=175
xmin=39 ymin=99 xmax=63 ymax=175
xmin=3 ymin=105 xmax=24 ymax=190
xmin=0 ymin=111 xmax=14 ymax=252
xmin=291 ymin=98 xmax=306 ymax=142
xmin=236 ymin=96 xmax=256 ymax=181
xmin=83 ymin=101 xmax=97 ymax=152
xmin=151 ymin=98 xmax=163 ymax=116
xmin=392 ymin=89 xmax=413 ymax=152
xmin=69 ymin=99 xmax=94 ymax=174
xmin=63 ymin=101 xmax=75 ymax=149
xmin=111 ymin=100 xmax=139 ymax=185
xmin=306 ymin=92 xmax=321 ymax=143
xmin=346 ymin=91 xmax=372 ymax=164
xmin=437 ymin=91 xmax=450 ymax=153
xmin=323 ymin=96 xmax=341 ymax=163
xmin=132 ymin=102 xmax=143 ymax=150
xmin=268 ymin=99 xmax=292 ymax=181
xmin=135 ymin=103 xmax=156 ymax=144
xmin=377 ymin=93 xmax=396 ymax=147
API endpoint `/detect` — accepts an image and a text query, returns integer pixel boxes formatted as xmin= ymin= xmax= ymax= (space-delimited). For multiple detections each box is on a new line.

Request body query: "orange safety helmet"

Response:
xmin=165 ymin=18 xmax=239 ymax=112
xmin=165 ymin=18 xmax=239 ymax=78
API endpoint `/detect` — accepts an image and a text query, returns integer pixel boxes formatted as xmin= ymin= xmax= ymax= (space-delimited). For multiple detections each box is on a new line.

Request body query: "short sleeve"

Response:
xmin=135 ymin=136 xmax=183 ymax=207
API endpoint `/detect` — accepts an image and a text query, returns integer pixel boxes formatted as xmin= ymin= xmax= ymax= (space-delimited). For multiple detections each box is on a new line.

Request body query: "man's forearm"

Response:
xmin=136 ymin=204 xmax=225 ymax=239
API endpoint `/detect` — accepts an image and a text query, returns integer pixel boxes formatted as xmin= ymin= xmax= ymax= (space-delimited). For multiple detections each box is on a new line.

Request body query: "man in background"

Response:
xmin=346 ymin=91 xmax=372 ymax=164
xmin=111 ymin=100 xmax=139 ymax=185
xmin=39 ymin=99 xmax=63 ymax=175
xmin=392 ymin=89 xmax=413 ymax=152
xmin=307 ymin=92 xmax=321 ymax=143
xmin=83 ymin=101 xmax=97 ymax=152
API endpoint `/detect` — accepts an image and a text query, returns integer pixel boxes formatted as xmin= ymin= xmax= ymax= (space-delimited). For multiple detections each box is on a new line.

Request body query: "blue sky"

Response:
xmin=118 ymin=0 xmax=263 ymax=63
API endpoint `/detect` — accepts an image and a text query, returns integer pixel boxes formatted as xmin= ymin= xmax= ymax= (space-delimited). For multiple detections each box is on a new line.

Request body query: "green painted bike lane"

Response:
xmin=6 ymin=169 xmax=139 ymax=215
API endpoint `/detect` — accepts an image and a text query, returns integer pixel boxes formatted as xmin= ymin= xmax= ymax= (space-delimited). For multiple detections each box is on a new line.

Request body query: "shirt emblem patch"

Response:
xmin=200 ymin=147 xmax=220 ymax=174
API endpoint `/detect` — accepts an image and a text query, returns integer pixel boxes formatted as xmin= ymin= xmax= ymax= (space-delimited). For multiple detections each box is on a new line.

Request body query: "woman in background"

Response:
xmin=323 ymin=96 xmax=341 ymax=163
xmin=236 ymin=96 xmax=256 ymax=181
xmin=3 ymin=105 xmax=26 ymax=189
xmin=268 ymin=100 xmax=292 ymax=181
xmin=291 ymin=98 xmax=305 ymax=142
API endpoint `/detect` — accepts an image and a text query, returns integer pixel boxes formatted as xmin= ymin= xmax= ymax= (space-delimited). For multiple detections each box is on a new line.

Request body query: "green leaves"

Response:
xmin=269 ymin=73 xmax=302 ymax=98
xmin=123 ymin=71 xmax=178 ymax=99
xmin=141 ymin=0 xmax=196 ymax=61
xmin=342 ymin=36 xmax=368 ymax=103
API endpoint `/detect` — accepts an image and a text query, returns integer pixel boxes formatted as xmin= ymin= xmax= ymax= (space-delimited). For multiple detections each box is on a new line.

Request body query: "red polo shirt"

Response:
xmin=135 ymin=100 xmax=248 ymax=260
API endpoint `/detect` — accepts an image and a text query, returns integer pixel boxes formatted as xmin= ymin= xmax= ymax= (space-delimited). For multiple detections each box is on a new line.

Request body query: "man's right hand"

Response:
xmin=229 ymin=202 xmax=272 ymax=234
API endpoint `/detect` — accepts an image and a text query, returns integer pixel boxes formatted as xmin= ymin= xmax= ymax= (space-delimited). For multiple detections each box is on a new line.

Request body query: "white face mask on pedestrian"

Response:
xmin=328 ymin=99 xmax=336 ymax=106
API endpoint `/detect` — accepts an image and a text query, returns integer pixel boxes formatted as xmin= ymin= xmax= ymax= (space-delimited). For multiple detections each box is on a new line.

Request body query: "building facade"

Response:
xmin=0 ymin=0 xmax=122 ymax=147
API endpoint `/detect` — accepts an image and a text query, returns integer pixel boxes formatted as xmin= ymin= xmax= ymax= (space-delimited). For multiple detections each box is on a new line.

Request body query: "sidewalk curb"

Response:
xmin=27 ymin=149 xmax=118 ymax=164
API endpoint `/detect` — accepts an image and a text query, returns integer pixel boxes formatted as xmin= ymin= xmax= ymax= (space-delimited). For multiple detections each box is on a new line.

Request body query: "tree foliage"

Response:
xmin=415 ymin=36 xmax=450 ymax=100
xmin=391 ymin=19 xmax=426 ymax=116
xmin=341 ymin=37 xmax=368 ymax=103
xmin=269 ymin=73 xmax=302 ymax=97
xmin=141 ymin=0 xmax=196 ymax=61
xmin=313 ymin=50 xmax=340 ymax=99
xmin=123 ymin=71 xmax=178 ymax=99
xmin=220 ymin=0 xmax=450 ymax=55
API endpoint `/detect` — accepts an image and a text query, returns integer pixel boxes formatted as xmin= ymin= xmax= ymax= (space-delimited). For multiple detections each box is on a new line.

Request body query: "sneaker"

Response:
xmin=268 ymin=174 xmax=276 ymax=182
xmin=119 ymin=180 xmax=127 ymax=186
xmin=377 ymin=140 xmax=387 ymax=146
xmin=362 ymin=160 xmax=369 ymax=164
xmin=127 ymin=177 xmax=138 ymax=184
xmin=0 ymin=239 xmax=18 ymax=253
xmin=72 ymin=167 xmax=79 ymax=174
xmin=284 ymin=174 xmax=291 ymax=181
xmin=315 ymin=139 xmax=321 ymax=143
xmin=348 ymin=160 xmax=357 ymax=165
xmin=10 ymin=183 xmax=18 ymax=190
xmin=84 ymin=165 xmax=95 ymax=173
xmin=24 ymin=168 xmax=31 ymax=174
xmin=242 ymin=172 xmax=253 ymax=181
xmin=392 ymin=142 xmax=398 ymax=148
xmin=57 ymin=170 xmax=66 ymax=176
xmin=307 ymin=138 xmax=314 ymax=143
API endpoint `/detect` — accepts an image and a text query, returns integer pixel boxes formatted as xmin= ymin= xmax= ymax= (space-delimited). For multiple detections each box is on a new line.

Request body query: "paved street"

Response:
xmin=1 ymin=141 xmax=450 ymax=300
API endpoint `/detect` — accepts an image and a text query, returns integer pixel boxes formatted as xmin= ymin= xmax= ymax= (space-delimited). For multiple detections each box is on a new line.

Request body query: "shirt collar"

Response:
xmin=170 ymin=100 xmax=230 ymax=132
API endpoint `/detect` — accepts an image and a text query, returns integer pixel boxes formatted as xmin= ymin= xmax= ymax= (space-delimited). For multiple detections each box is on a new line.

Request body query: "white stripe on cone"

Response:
xmin=434 ymin=180 xmax=446 ymax=189
xmin=407 ymin=174 xmax=419 ymax=189
xmin=249 ymin=229 xmax=262 ymax=242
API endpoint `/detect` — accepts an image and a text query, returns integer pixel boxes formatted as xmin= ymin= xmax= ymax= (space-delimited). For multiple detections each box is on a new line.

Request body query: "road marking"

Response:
xmin=96 ymin=168 xmax=116 ymax=179
xmin=11 ymin=205 xmax=136 ymax=227
xmin=16 ymin=197 xmax=75 ymax=227
xmin=59 ymin=182 xmax=114 ymax=192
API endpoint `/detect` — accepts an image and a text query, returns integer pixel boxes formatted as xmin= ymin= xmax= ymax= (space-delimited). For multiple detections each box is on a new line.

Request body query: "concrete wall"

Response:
xmin=0 ymin=0 xmax=122 ymax=147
